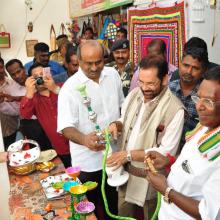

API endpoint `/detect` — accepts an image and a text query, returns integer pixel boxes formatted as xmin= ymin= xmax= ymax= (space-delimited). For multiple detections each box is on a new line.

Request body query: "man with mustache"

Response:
xmin=107 ymin=54 xmax=185 ymax=220
xmin=169 ymin=47 xmax=209 ymax=152
xmin=24 ymin=42 xmax=65 ymax=78
xmin=107 ymin=39 xmax=133 ymax=97
xmin=0 ymin=57 xmax=21 ymax=149
xmin=57 ymin=40 xmax=124 ymax=219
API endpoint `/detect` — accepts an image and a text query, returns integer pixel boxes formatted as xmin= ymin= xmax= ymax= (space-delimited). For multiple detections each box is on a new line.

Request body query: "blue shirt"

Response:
xmin=24 ymin=60 xmax=65 ymax=76
xmin=169 ymin=79 xmax=200 ymax=149
xmin=53 ymin=71 xmax=68 ymax=83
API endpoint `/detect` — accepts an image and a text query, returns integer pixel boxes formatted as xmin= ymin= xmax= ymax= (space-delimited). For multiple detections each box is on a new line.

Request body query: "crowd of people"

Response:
xmin=0 ymin=26 xmax=220 ymax=220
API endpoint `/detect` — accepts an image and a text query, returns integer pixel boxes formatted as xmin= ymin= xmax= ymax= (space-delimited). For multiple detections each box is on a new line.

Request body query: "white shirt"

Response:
xmin=122 ymin=95 xmax=184 ymax=156
xmin=159 ymin=126 xmax=220 ymax=220
xmin=0 ymin=77 xmax=26 ymax=116
xmin=57 ymin=67 xmax=124 ymax=172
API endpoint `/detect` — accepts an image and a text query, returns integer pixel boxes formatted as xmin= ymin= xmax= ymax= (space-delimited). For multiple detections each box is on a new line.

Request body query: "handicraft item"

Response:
xmin=76 ymin=85 xmax=133 ymax=219
xmin=7 ymin=139 xmax=41 ymax=175
xmin=145 ymin=157 xmax=157 ymax=173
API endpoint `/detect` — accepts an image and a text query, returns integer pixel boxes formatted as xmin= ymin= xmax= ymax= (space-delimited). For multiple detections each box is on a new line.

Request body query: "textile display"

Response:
xmin=128 ymin=2 xmax=185 ymax=67
xmin=105 ymin=22 xmax=119 ymax=41
xmin=0 ymin=24 xmax=11 ymax=48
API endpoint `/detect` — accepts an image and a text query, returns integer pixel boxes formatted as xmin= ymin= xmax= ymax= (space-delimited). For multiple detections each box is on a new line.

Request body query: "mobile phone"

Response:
xmin=43 ymin=67 xmax=51 ymax=78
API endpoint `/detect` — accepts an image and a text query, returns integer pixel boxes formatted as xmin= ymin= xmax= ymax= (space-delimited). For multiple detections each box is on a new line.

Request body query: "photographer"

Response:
xmin=20 ymin=63 xmax=71 ymax=168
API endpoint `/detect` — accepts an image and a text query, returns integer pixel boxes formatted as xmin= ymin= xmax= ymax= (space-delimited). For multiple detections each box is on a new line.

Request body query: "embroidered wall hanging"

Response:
xmin=128 ymin=2 xmax=186 ymax=68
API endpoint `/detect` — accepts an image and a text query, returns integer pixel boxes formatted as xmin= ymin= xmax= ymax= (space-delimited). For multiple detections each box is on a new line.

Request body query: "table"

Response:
xmin=8 ymin=157 xmax=97 ymax=220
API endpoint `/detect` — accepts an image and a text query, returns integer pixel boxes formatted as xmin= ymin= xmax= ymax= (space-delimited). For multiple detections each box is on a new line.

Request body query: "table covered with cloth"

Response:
xmin=8 ymin=157 xmax=97 ymax=220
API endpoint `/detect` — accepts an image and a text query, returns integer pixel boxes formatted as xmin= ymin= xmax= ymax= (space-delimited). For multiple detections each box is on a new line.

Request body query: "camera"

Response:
xmin=35 ymin=77 xmax=44 ymax=85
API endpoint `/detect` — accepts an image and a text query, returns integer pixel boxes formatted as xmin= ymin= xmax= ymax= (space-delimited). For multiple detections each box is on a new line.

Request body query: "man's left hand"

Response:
xmin=107 ymin=151 xmax=127 ymax=170
xmin=146 ymin=170 xmax=168 ymax=194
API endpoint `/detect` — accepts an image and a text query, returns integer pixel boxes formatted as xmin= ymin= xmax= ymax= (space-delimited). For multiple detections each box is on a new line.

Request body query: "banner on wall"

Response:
xmin=69 ymin=0 xmax=133 ymax=18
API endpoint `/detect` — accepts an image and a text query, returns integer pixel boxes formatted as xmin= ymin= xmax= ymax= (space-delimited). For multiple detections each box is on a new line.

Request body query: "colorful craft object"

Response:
xmin=63 ymin=181 xmax=79 ymax=191
xmin=66 ymin=166 xmax=81 ymax=181
xmin=64 ymin=166 xmax=97 ymax=220
xmin=75 ymin=201 xmax=95 ymax=214
xmin=8 ymin=139 xmax=40 ymax=167
xmin=70 ymin=185 xmax=87 ymax=195
xmin=105 ymin=22 xmax=119 ymax=41
xmin=83 ymin=181 xmax=98 ymax=191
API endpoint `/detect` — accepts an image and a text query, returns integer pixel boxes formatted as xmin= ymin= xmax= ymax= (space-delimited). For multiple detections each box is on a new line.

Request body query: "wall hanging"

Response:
xmin=0 ymin=24 xmax=11 ymax=48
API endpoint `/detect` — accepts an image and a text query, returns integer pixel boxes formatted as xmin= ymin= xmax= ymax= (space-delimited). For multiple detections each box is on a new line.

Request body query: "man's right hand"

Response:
xmin=145 ymin=151 xmax=170 ymax=170
xmin=108 ymin=121 xmax=121 ymax=140
xmin=25 ymin=76 xmax=36 ymax=99
xmin=83 ymin=131 xmax=105 ymax=151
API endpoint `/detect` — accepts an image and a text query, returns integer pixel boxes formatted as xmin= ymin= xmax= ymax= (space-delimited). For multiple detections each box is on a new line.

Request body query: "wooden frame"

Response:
xmin=25 ymin=40 xmax=38 ymax=57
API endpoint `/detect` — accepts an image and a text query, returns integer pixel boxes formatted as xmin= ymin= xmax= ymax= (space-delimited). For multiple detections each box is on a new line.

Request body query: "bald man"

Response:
xmin=57 ymin=40 xmax=124 ymax=219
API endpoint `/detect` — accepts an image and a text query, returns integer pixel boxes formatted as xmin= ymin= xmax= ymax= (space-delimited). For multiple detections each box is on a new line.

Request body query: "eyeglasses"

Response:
xmin=191 ymin=95 xmax=220 ymax=109
xmin=138 ymin=79 xmax=161 ymax=88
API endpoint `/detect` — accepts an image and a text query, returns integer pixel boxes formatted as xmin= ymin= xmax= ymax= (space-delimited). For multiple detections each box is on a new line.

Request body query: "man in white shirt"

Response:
xmin=107 ymin=54 xmax=185 ymax=220
xmin=0 ymin=57 xmax=23 ymax=149
xmin=57 ymin=40 xmax=124 ymax=220
xmin=145 ymin=66 xmax=220 ymax=220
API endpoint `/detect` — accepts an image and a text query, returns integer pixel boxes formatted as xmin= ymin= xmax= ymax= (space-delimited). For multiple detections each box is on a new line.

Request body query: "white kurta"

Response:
xmin=57 ymin=67 xmax=124 ymax=172
xmin=159 ymin=126 xmax=220 ymax=220
xmin=125 ymin=97 xmax=184 ymax=156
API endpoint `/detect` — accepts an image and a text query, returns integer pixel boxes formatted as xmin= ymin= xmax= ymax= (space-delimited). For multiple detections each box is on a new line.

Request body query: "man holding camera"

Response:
xmin=20 ymin=63 xmax=71 ymax=168
xmin=6 ymin=59 xmax=52 ymax=151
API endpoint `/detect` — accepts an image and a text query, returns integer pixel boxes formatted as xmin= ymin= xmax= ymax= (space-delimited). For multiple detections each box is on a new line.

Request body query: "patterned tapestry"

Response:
xmin=128 ymin=1 xmax=186 ymax=68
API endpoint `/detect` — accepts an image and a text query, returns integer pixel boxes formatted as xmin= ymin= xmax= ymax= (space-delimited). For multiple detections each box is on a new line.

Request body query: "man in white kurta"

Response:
xmin=159 ymin=125 xmax=220 ymax=220
xmin=57 ymin=40 xmax=124 ymax=220
xmin=146 ymin=66 xmax=220 ymax=220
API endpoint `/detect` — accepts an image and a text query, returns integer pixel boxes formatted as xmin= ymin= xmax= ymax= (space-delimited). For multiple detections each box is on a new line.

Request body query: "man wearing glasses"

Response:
xmin=145 ymin=66 xmax=220 ymax=220
xmin=169 ymin=47 xmax=209 ymax=152
xmin=107 ymin=54 xmax=185 ymax=220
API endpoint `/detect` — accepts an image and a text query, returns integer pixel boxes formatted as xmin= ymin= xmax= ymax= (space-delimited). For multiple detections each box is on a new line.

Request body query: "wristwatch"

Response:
xmin=126 ymin=151 xmax=132 ymax=162
xmin=164 ymin=186 xmax=172 ymax=203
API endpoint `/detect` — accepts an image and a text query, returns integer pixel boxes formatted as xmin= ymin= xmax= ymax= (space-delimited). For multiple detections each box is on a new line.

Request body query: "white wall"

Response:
xmin=188 ymin=0 xmax=220 ymax=64
xmin=0 ymin=0 xmax=70 ymax=64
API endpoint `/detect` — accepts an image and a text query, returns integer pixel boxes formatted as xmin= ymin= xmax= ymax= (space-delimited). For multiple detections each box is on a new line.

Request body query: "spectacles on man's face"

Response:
xmin=191 ymin=95 xmax=220 ymax=109
xmin=138 ymin=79 xmax=161 ymax=88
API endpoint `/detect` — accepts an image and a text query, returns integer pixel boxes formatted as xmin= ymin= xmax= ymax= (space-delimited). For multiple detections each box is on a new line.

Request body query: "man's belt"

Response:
xmin=125 ymin=163 xmax=147 ymax=178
